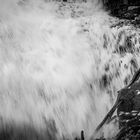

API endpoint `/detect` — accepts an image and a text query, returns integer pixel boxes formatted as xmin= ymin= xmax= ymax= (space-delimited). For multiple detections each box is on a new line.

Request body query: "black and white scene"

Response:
xmin=0 ymin=0 xmax=140 ymax=139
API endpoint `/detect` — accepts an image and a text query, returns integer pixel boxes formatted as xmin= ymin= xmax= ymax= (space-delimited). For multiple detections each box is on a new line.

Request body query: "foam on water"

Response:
xmin=0 ymin=0 xmax=140 ymax=139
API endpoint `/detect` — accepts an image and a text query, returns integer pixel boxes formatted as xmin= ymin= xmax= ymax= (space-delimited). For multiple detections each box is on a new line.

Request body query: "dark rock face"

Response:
xmin=117 ymin=84 xmax=140 ymax=127
xmin=115 ymin=70 xmax=140 ymax=139
xmin=117 ymin=74 xmax=140 ymax=114
xmin=104 ymin=0 xmax=140 ymax=20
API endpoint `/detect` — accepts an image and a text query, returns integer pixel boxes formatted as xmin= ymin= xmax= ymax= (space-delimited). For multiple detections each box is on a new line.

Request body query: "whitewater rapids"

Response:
xmin=0 ymin=0 xmax=140 ymax=139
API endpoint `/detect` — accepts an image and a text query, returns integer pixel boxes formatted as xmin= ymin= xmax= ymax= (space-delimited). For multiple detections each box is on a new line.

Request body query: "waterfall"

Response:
xmin=0 ymin=0 xmax=140 ymax=139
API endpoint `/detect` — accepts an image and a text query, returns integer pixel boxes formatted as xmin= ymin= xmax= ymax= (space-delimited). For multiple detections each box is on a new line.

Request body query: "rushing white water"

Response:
xmin=0 ymin=0 xmax=140 ymax=139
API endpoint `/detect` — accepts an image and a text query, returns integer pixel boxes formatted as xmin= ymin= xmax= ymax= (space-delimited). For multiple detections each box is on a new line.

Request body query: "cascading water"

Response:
xmin=0 ymin=0 xmax=140 ymax=139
